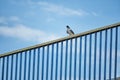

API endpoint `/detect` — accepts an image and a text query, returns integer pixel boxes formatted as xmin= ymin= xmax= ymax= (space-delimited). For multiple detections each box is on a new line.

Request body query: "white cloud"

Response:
xmin=91 ymin=12 xmax=99 ymax=16
xmin=9 ymin=16 xmax=20 ymax=21
xmin=0 ymin=24 xmax=59 ymax=43
xmin=0 ymin=16 xmax=20 ymax=24
xmin=33 ymin=1 xmax=87 ymax=16
xmin=46 ymin=17 xmax=55 ymax=22
xmin=0 ymin=16 xmax=59 ymax=43
xmin=9 ymin=1 xmax=88 ymax=17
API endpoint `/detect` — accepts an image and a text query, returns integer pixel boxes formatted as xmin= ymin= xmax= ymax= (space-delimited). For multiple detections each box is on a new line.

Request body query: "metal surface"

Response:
xmin=41 ymin=47 xmax=45 ymax=80
xmin=65 ymin=40 xmax=68 ymax=80
xmin=79 ymin=37 xmax=82 ymax=80
xmin=94 ymin=33 xmax=97 ymax=80
xmin=0 ymin=22 xmax=120 ymax=80
xmin=114 ymin=27 xmax=118 ymax=80
xmin=109 ymin=28 xmax=113 ymax=80
xmin=24 ymin=51 xmax=27 ymax=80
xmin=89 ymin=34 xmax=92 ymax=80
xmin=37 ymin=48 xmax=40 ymax=80
xmin=0 ymin=22 xmax=120 ymax=57
xmin=74 ymin=38 xmax=77 ymax=80
xmin=104 ymin=29 xmax=108 ymax=80
xmin=46 ymin=46 xmax=49 ymax=80
xmin=60 ymin=42 xmax=63 ymax=80
xmin=50 ymin=44 xmax=54 ymax=80
xmin=99 ymin=31 xmax=102 ymax=80
xmin=28 ymin=50 xmax=31 ymax=80
xmin=55 ymin=43 xmax=59 ymax=80
xmin=69 ymin=39 xmax=73 ymax=80
xmin=84 ymin=36 xmax=87 ymax=80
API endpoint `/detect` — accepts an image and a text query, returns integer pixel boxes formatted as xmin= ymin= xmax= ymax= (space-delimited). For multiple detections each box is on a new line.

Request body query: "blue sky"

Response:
xmin=0 ymin=0 xmax=120 ymax=53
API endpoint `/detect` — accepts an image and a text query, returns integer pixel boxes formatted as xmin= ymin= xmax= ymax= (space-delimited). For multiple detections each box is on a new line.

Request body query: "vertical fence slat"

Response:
xmin=60 ymin=42 xmax=63 ymax=80
xmin=55 ymin=43 xmax=59 ymax=80
xmin=10 ymin=55 xmax=13 ymax=80
xmin=28 ymin=50 xmax=31 ymax=80
xmin=65 ymin=40 xmax=68 ymax=80
xmin=84 ymin=36 xmax=87 ymax=80
xmin=79 ymin=37 xmax=82 ymax=80
xmin=24 ymin=51 xmax=27 ymax=80
xmin=33 ymin=49 xmax=36 ymax=80
xmin=99 ymin=31 xmax=102 ymax=80
xmin=15 ymin=54 xmax=18 ymax=80
xmin=109 ymin=28 xmax=113 ymax=80
xmin=41 ymin=47 xmax=45 ymax=80
xmin=74 ymin=38 xmax=77 ymax=80
xmin=69 ymin=39 xmax=73 ymax=80
xmin=19 ymin=53 xmax=22 ymax=80
xmin=37 ymin=48 xmax=40 ymax=80
xmin=2 ymin=57 xmax=5 ymax=80
xmin=46 ymin=45 xmax=49 ymax=80
xmin=94 ymin=33 xmax=97 ymax=80
xmin=6 ymin=56 xmax=9 ymax=80
xmin=114 ymin=27 xmax=118 ymax=80
xmin=104 ymin=30 xmax=107 ymax=80
xmin=89 ymin=34 xmax=92 ymax=80
xmin=50 ymin=44 xmax=54 ymax=80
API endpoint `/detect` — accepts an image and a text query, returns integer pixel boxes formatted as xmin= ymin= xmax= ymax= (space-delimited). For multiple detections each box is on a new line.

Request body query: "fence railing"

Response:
xmin=0 ymin=22 xmax=120 ymax=80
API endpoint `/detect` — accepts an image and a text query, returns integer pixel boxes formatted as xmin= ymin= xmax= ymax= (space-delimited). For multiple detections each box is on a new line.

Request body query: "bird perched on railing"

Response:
xmin=66 ymin=25 xmax=75 ymax=36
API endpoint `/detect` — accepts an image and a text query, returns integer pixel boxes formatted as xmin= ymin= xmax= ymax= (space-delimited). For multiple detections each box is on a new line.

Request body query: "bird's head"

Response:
xmin=66 ymin=25 xmax=70 ymax=29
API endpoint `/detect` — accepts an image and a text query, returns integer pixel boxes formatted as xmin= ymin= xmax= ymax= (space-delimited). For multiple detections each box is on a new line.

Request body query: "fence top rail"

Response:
xmin=0 ymin=22 xmax=120 ymax=58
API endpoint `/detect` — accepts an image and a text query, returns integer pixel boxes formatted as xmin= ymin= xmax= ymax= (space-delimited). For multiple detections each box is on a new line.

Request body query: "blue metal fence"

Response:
xmin=0 ymin=22 xmax=120 ymax=80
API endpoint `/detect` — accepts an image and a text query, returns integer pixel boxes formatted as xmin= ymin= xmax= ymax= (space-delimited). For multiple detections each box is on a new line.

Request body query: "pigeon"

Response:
xmin=66 ymin=25 xmax=74 ymax=35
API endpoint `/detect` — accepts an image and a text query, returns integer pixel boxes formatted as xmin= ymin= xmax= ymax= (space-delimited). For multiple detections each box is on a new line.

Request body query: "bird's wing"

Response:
xmin=70 ymin=29 xmax=74 ymax=34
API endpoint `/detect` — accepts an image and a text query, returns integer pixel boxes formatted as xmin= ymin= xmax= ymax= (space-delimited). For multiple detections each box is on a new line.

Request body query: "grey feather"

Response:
xmin=66 ymin=25 xmax=74 ymax=35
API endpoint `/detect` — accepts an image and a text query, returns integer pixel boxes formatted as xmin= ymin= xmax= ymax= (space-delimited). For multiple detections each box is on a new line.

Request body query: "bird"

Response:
xmin=66 ymin=25 xmax=75 ymax=35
